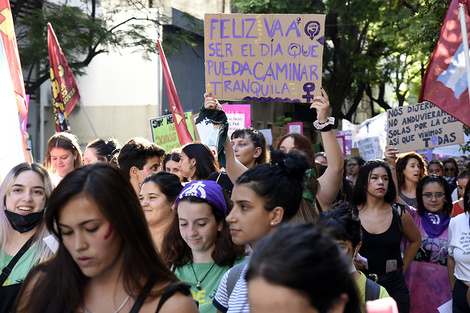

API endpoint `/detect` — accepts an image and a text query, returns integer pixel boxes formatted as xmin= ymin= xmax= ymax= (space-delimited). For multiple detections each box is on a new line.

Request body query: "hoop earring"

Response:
xmin=189 ymin=165 xmax=193 ymax=170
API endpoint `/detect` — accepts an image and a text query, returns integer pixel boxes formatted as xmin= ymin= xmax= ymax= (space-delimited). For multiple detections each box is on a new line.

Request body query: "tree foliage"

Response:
xmin=231 ymin=0 xmax=450 ymax=122
xmin=13 ymin=0 xmax=200 ymax=95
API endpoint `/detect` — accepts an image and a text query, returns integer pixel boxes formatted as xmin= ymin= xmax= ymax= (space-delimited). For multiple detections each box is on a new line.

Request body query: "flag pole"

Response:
xmin=459 ymin=3 xmax=470 ymax=105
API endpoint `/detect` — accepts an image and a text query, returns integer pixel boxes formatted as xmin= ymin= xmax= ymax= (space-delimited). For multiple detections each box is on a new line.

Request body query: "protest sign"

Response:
xmin=337 ymin=130 xmax=352 ymax=156
xmin=357 ymin=137 xmax=382 ymax=161
xmin=287 ymin=122 xmax=303 ymax=134
xmin=205 ymin=13 xmax=325 ymax=102
xmin=149 ymin=111 xmax=195 ymax=152
xmin=336 ymin=135 xmax=346 ymax=156
xmin=387 ymin=102 xmax=464 ymax=152
xmin=342 ymin=113 xmax=387 ymax=155
xmin=221 ymin=104 xmax=251 ymax=137
xmin=259 ymin=129 xmax=273 ymax=146
xmin=272 ymin=126 xmax=287 ymax=146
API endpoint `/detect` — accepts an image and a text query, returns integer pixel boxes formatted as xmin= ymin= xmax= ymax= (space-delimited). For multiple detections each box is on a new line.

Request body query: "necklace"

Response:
xmin=190 ymin=262 xmax=217 ymax=290
xmin=83 ymin=291 xmax=132 ymax=313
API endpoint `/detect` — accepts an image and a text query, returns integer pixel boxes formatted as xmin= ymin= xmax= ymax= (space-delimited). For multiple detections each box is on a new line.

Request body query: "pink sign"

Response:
xmin=22 ymin=94 xmax=30 ymax=132
xmin=287 ymin=122 xmax=303 ymax=134
xmin=221 ymin=104 xmax=251 ymax=137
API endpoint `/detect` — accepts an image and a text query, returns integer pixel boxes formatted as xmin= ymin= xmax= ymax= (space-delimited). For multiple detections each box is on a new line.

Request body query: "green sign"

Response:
xmin=149 ymin=110 xmax=195 ymax=152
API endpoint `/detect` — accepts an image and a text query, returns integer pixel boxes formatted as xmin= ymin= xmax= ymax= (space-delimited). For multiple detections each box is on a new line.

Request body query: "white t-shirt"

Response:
xmin=449 ymin=212 xmax=470 ymax=281
xmin=213 ymin=262 xmax=250 ymax=313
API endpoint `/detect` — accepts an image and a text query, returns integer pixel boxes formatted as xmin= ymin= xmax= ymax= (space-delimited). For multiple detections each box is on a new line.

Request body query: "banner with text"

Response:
xmin=150 ymin=111 xmax=195 ymax=152
xmin=205 ymin=14 xmax=325 ymax=102
xmin=387 ymin=102 xmax=464 ymax=152
xmin=221 ymin=104 xmax=251 ymax=137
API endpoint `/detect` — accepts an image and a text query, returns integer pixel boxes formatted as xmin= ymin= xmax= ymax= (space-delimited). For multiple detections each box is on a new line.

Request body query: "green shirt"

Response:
xmin=174 ymin=258 xmax=246 ymax=313
xmin=356 ymin=271 xmax=390 ymax=313
xmin=1 ymin=248 xmax=37 ymax=287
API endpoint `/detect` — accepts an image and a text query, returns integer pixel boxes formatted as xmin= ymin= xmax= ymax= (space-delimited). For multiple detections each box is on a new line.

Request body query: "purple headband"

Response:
xmin=175 ymin=180 xmax=227 ymax=214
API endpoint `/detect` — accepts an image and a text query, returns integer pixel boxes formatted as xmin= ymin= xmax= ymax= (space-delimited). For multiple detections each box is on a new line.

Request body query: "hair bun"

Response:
xmin=271 ymin=150 xmax=311 ymax=182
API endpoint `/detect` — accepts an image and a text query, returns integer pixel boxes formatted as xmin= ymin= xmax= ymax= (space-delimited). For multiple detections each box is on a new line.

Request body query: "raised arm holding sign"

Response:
xmin=205 ymin=87 xmax=344 ymax=212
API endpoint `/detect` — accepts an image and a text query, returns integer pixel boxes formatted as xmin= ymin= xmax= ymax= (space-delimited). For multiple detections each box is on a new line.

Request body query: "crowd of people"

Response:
xmin=1 ymin=89 xmax=470 ymax=313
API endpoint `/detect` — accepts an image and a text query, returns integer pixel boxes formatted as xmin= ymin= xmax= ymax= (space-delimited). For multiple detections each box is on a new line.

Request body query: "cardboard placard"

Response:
xmin=221 ymin=104 xmax=251 ymax=137
xmin=386 ymin=102 xmax=464 ymax=152
xmin=204 ymin=13 xmax=325 ymax=102
xmin=149 ymin=111 xmax=195 ymax=152
xmin=357 ymin=136 xmax=382 ymax=161
xmin=272 ymin=126 xmax=287 ymax=147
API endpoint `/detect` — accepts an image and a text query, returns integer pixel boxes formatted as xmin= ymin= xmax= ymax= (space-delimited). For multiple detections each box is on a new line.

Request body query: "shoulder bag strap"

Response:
xmin=0 ymin=235 xmax=35 ymax=286
xmin=226 ymin=260 xmax=247 ymax=299
xmin=129 ymin=277 xmax=157 ymax=313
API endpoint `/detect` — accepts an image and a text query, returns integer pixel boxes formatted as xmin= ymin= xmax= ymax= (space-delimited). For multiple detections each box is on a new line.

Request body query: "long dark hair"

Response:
xmin=236 ymin=150 xmax=310 ymax=222
xmin=416 ymin=175 xmax=453 ymax=216
xmin=162 ymin=195 xmax=245 ymax=267
xmin=15 ymin=164 xmax=179 ymax=313
xmin=246 ymin=223 xmax=361 ymax=313
xmin=351 ymin=159 xmax=396 ymax=205
xmin=182 ymin=142 xmax=219 ymax=180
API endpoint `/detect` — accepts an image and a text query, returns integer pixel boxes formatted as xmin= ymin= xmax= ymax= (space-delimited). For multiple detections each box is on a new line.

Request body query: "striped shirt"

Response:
xmin=213 ymin=262 xmax=250 ymax=313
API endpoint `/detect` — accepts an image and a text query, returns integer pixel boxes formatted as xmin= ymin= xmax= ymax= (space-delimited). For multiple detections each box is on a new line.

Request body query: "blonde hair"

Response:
xmin=0 ymin=163 xmax=55 ymax=264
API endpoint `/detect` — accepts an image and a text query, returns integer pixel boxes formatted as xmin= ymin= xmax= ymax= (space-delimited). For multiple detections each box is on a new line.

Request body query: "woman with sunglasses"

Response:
xmin=405 ymin=175 xmax=452 ymax=312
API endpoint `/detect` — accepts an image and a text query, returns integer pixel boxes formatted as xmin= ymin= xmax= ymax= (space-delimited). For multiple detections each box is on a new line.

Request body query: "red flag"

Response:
xmin=47 ymin=23 xmax=80 ymax=132
xmin=0 ymin=0 xmax=28 ymax=121
xmin=157 ymin=40 xmax=193 ymax=146
xmin=419 ymin=0 xmax=470 ymax=126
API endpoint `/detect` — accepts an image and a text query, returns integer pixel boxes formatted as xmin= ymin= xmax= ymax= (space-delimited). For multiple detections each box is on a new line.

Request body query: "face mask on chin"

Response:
xmin=4 ymin=209 xmax=45 ymax=234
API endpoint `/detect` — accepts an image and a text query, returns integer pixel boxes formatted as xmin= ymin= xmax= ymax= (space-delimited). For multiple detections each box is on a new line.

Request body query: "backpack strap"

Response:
xmin=226 ymin=260 xmax=248 ymax=299
xmin=391 ymin=203 xmax=404 ymax=233
xmin=364 ymin=277 xmax=381 ymax=302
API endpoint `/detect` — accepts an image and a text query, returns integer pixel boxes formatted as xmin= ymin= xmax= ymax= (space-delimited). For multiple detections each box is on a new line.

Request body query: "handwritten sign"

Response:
xmin=204 ymin=14 xmax=325 ymax=102
xmin=387 ymin=102 xmax=464 ymax=152
xmin=357 ymin=136 xmax=382 ymax=161
xmin=221 ymin=104 xmax=251 ymax=137
xmin=337 ymin=130 xmax=352 ymax=156
xmin=149 ymin=111 xmax=195 ymax=152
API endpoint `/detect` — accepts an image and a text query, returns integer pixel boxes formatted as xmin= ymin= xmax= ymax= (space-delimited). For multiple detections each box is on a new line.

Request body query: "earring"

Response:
xmin=270 ymin=222 xmax=274 ymax=225
xmin=189 ymin=165 xmax=194 ymax=170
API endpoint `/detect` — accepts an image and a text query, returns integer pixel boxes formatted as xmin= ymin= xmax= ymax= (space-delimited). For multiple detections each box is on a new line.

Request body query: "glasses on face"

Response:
xmin=422 ymin=192 xmax=445 ymax=200
xmin=444 ymin=167 xmax=456 ymax=172
xmin=347 ymin=163 xmax=358 ymax=168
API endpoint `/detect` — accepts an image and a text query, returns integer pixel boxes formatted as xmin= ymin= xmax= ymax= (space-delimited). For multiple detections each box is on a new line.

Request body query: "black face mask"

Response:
xmin=4 ymin=209 xmax=45 ymax=234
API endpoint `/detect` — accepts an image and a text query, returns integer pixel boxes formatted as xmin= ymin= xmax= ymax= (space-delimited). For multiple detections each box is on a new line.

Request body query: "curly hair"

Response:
xmin=396 ymin=152 xmax=427 ymax=189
